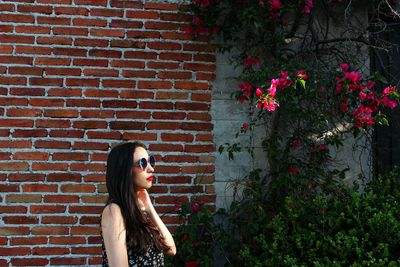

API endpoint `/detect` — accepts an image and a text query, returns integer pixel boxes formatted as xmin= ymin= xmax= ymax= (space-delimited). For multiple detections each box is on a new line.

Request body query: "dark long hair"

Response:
xmin=105 ymin=141 xmax=168 ymax=254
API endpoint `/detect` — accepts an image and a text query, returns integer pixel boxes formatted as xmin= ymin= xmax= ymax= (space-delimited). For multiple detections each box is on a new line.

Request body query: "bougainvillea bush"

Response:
xmin=172 ymin=0 xmax=400 ymax=266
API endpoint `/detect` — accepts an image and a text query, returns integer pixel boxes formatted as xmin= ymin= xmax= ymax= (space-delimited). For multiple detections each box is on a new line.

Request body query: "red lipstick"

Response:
xmin=147 ymin=176 xmax=154 ymax=182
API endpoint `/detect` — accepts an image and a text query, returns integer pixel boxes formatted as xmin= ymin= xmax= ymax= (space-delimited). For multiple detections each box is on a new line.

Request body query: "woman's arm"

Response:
xmin=137 ymin=190 xmax=177 ymax=256
xmin=101 ymin=204 xmax=129 ymax=267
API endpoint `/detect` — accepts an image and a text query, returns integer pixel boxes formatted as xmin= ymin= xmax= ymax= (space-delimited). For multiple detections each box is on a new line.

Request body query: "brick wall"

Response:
xmin=0 ymin=0 xmax=216 ymax=265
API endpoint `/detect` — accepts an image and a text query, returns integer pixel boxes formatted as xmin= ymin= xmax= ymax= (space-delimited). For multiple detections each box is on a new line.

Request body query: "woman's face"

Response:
xmin=132 ymin=146 xmax=155 ymax=190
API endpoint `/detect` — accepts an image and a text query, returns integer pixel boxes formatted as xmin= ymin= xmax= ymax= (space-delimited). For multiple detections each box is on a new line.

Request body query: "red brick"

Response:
xmin=102 ymin=100 xmax=136 ymax=108
xmin=73 ymin=18 xmax=107 ymax=27
xmin=191 ymin=93 xmax=212 ymax=102
xmin=149 ymin=144 xmax=183 ymax=152
xmin=183 ymin=43 xmax=215 ymax=52
xmin=0 ymin=162 xmax=29 ymax=171
xmin=90 ymin=28 xmax=124 ymax=37
xmin=181 ymin=165 xmax=215 ymax=173
xmin=0 ymin=55 xmax=33 ymax=65
xmin=35 ymin=57 xmax=71 ymax=66
xmin=17 ymin=4 xmax=52 ymax=14
xmin=120 ymin=90 xmax=154 ymax=99
xmin=0 ymin=227 xmax=29 ymax=236
xmin=71 ymin=245 xmax=101 ymax=254
xmin=109 ymin=121 xmax=145 ymax=130
xmin=161 ymin=31 xmax=194 ymax=41
xmin=37 ymin=16 xmax=71 ymax=25
xmin=83 ymin=69 xmax=119 ymax=77
xmin=61 ymin=184 xmax=95 ymax=193
xmin=10 ymin=237 xmax=48 ymax=246
xmin=50 ymin=257 xmax=86 ymax=265
xmin=37 ymin=36 xmax=72 ymax=45
xmin=0 ymin=206 xmax=27 ymax=213
xmin=144 ymin=2 xmax=177 ymax=10
xmin=146 ymin=121 xmax=180 ymax=130
xmin=158 ymin=175 xmax=192 ymax=184
xmin=53 ymin=47 xmax=87 ymax=57
xmin=80 ymin=216 xmax=101 ymax=224
xmin=159 ymin=52 xmax=191 ymax=61
xmin=162 ymin=155 xmax=197 ymax=163
xmin=70 ymin=163 xmax=105 ymax=172
xmin=196 ymin=72 xmax=216 ymax=81
xmin=161 ymin=133 xmax=193 ymax=142
xmin=86 ymin=131 xmax=122 ymax=140
xmin=122 ymin=70 xmax=156 ymax=78
xmin=3 ymin=216 xmax=39 ymax=224
xmin=0 ymin=3 xmax=14 ymax=12
xmin=110 ymin=39 xmax=145 ymax=48
xmin=8 ymin=173 xmax=45 ymax=182
xmin=50 ymin=236 xmax=85 ymax=245
xmin=170 ymin=186 xmax=204 ymax=194
xmin=0 ymin=247 xmax=31 ymax=256
xmin=48 ymin=88 xmax=82 ymax=97
xmin=147 ymin=41 xmax=181 ymax=50
xmin=43 ymin=195 xmax=80 ymax=203
xmin=0 ymin=34 xmax=34 ymax=44
xmin=72 ymin=120 xmax=107 ymax=129
xmin=126 ymin=30 xmax=160 ymax=39
xmin=74 ymin=58 xmax=108 ymax=67
xmin=83 ymin=174 xmax=105 ymax=182
xmin=66 ymin=78 xmax=100 ymax=87
xmin=44 ymin=109 xmax=78 ymax=118
xmin=181 ymin=122 xmax=213 ymax=131
xmin=75 ymin=0 xmax=107 ymax=6
xmin=109 ymin=19 xmax=143 ymax=28
xmin=0 ymin=152 xmax=10 ymax=160
xmin=187 ymin=112 xmax=212 ymax=121
xmin=175 ymin=102 xmax=210 ymax=111
xmin=115 ymin=110 xmax=150 ymax=119
xmin=29 ymin=77 xmax=63 ymax=86
xmin=30 ymin=206 xmax=67 ymax=215
xmin=137 ymin=80 xmax=173 ymax=90
xmin=139 ymin=101 xmax=173 ymax=110
xmin=90 ymin=8 xmax=123 ymax=17
xmin=42 ymin=216 xmax=79 ymax=224
xmin=0 ymin=140 xmax=32 ymax=148
xmin=147 ymin=61 xmax=179 ymax=70
xmin=32 ymin=247 xmax=69 ymax=255
xmin=0 ymin=25 xmax=13 ymax=33
xmin=7 ymin=108 xmax=42 ymax=117
xmin=110 ymin=59 xmax=145 ymax=68
xmin=0 ymin=184 xmax=19 ymax=192
xmin=110 ymin=0 xmax=143 ymax=8
xmin=8 ymin=66 xmax=43 ymax=76
xmin=35 ymin=140 xmax=70 ymax=149
xmin=22 ymin=184 xmax=58 ymax=192
xmin=10 ymin=87 xmax=45 ymax=96
xmin=102 ymin=79 xmax=136 ymax=88
xmin=0 ymin=97 xmax=28 ymax=105
xmin=0 ymin=14 xmax=34 ymax=23
xmin=152 ymin=111 xmax=186 ymax=120
xmin=155 ymin=196 xmax=188 ymax=205
xmin=66 ymin=99 xmax=101 ymax=107
xmin=175 ymin=81 xmax=210 ymax=90
xmin=38 ymin=120 xmax=71 ymax=129
xmin=46 ymin=67 xmax=81 ymax=76
xmin=185 ymin=144 xmax=215 ymax=153
xmin=80 ymin=109 xmax=114 ymax=118
xmin=47 ymin=173 xmax=81 ymax=182
xmin=69 ymin=205 xmax=103 ymax=214
xmin=72 ymin=141 xmax=109 ymax=150
xmin=74 ymin=37 xmax=108 ymax=47
xmin=155 ymin=91 xmax=188 ymax=100
xmin=53 ymin=27 xmax=88 ymax=36
xmin=55 ymin=6 xmax=89 ymax=16
xmin=81 ymin=196 xmax=107 ymax=204
xmin=122 ymin=132 xmax=157 ymax=141
xmin=89 ymin=49 xmax=121 ymax=58
xmin=14 ymin=45 xmax=51 ymax=55
xmin=0 ymin=76 xmax=27 ymax=85
xmin=158 ymin=71 xmax=192 ymax=80
xmin=52 ymin=152 xmax=88 ymax=161
xmin=126 ymin=10 xmax=158 ymax=19
xmin=13 ymin=152 xmax=49 ymax=160
xmin=31 ymin=162 xmax=68 ymax=171
xmin=11 ymin=258 xmax=49 ymax=266
xmin=30 ymin=98 xmax=64 ymax=107
xmin=48 ymin=129 xmax=84 ymax=138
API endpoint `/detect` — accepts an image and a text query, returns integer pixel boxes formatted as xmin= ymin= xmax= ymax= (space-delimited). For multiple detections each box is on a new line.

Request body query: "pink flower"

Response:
xmin=268 ymin=79 xmax=278 ymax=97
xmin=183 ymin=25 xmax=196 ymax=35
xmin=381 ymin=96 xmax=398 ymax=109
xmin=193 ymin=16 xmax=202 ymax=25
xmin=291 ymin=139 xmax=300 ymax=150
xmin=359 ymin=91 xmax=367 ymax=101
xmin=340 ymin=104 xmax=348 ymax=112
xmin=270 ymin=0 xmax=282 ymax=10
xmin=186 ymin=260 xmax=198 ymax=267
xmin=263 ymin=99 xmax=277 ymax=111
xmin=319 ymin=145 xmax=328 ymax=151
xmin=255 ymin=88 xmax=263 ymax=97
xmin=340 ymin=63 xmax=349 ymax=72
xmin=244 ymin=56 xmax=262 ymax=68
xmin=242 ymin=123 xmax=249 ymax=131
xmin=191 ymin=203 xmax=200 ymax=213
xmin=289 ymin=166 xmax=299 ymax=174
xmin=366 ymin=81 xmax=375 ymax=89
xmin=345 ymin=71 xmax=362 ymax=83
xmin=383 ymin=85 xmax=396 ymax=96
xmin=295 ymin=70 xmax=309 ymax=80
xmin=302 ymin=0 xmax=313 ymax=13
xmin=200 ymin=0 xmax=210 ymax=7
xmin=198 ymin=199 xmax=205 ymax=205
xmin=239 ymin=95 xmax=248 ymax=103
xmin=239 ymin=82 xmax=252 ymax=97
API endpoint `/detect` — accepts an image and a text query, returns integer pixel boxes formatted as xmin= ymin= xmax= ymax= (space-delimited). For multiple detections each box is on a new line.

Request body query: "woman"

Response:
xmin=101 ymin=142 xmax=176 ymax=266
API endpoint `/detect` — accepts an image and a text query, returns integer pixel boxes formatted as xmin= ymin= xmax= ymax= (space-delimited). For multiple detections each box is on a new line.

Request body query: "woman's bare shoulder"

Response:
xmin=101 ymin=203 xmax=124 ymax=228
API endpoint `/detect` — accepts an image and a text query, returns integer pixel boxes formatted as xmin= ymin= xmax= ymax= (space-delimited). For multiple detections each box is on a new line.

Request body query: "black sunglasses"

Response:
xmin=135 ymin=155 xmax=156 ymax=170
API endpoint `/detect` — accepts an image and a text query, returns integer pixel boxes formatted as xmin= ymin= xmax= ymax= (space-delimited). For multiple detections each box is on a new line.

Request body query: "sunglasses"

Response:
xmin=135 ymin=155 xmax=156 ymax=170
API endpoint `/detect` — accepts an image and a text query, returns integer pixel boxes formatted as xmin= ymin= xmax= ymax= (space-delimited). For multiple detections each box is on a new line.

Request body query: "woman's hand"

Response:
xmin=136 ymin=189 xmax=154 ymax=212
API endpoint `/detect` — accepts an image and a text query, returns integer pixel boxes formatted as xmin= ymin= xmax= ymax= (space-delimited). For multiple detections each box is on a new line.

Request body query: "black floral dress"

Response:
xmin=101 ymin=238 xmax=164 ymax=267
